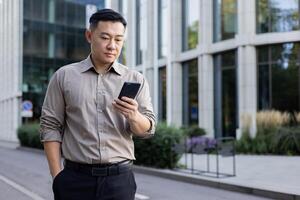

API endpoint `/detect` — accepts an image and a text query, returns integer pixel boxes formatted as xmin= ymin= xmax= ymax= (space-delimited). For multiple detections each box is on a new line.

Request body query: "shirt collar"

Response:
xmin=80 ymin=55 xmax=123 ymax=76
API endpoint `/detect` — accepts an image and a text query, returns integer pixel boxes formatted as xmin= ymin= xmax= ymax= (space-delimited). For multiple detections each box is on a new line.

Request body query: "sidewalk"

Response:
xmin=133 ymin=154 xmax=300 ymax=200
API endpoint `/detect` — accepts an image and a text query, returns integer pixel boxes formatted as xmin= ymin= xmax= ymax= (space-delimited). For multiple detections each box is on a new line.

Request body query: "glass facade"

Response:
xmin=257 ymin=0 xmax=300 ymax=33
xmin=182 ymin=60 xmax=198 ymax=125
xmin=258 ymin=43 xmax=300 ymax=112
xmin=182 ymin=0 xmax=199 ymax=51
xmin=214 ymin=51 xmax=237 ymax=138
xmin=213 ymin=0 xmax=237 ymax=42
xmin=22 ymin=0 xmax=104 ymax=120
xmin=158 ymin=0 xmax=167 ymax=58
xmin=158 ymin=67 xmax=167 ymax=121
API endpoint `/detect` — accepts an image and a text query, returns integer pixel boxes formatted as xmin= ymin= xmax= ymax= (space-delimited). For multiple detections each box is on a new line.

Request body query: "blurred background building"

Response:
xmin=0 ymin=0 xmax=299 ymax=143
xmin=0 ymin=0 xmax=104 ymax=143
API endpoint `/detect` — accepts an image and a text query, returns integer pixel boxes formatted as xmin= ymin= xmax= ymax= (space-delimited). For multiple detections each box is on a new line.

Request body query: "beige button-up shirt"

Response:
xmin=40 ymin=56 xmax=156 ymax=164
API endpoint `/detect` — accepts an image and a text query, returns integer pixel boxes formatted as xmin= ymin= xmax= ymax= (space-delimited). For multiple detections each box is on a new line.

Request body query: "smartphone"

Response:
xmin=118 ymin=82 xmax=141 ymax=99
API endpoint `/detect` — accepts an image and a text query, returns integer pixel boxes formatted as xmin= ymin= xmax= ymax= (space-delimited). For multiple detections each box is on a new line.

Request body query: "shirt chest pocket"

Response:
xmin=64 ymin=80 xmax=96 ymax=109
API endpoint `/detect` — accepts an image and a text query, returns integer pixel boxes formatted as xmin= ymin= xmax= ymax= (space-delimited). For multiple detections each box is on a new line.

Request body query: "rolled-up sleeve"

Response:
xmin=134 ymin=76 xmax=156 ymax=138
xmin=40 ymin=70 xmax=65 ymax=143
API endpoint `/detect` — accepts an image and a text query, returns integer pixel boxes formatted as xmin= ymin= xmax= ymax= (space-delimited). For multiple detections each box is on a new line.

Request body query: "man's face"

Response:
xmin=86 ymin=21 xmax=125 ymax=66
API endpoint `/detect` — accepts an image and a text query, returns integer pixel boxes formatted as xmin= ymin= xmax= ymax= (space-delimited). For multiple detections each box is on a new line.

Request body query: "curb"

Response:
xmin=133 ymin=165 xmax=300 ymax=200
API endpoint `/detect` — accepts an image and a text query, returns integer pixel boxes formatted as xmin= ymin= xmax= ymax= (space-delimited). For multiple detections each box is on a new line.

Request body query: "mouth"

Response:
xmin=105 ymin=53 xmax=115 ymax=57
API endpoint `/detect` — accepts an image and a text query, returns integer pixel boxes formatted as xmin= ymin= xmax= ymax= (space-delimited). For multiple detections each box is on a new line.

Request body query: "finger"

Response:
xmin=113 ymin=101 xmax=132 ymax=112
xmin=115 ymin=99 xmax=136 ymax=109
xmin=121 ymin=97 xmax=137 ymax=105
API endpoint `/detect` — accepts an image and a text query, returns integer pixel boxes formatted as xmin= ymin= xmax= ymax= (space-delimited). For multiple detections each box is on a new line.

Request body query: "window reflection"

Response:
xmin=258 ymin=43 xmax=300 ymax=112
xmin=213 ymin=0 xmax=237 ymax=42
xmin=214 ymin=51 xmax=237 ymax=138
xmin=159 ymin=67 xmax=167 ymax=121
xmin=257 ymin=0 xmax=300 ymax=33
xmin=183 ymin=60 xmax=199 ymax=125
xmin=22 ymin=0 xmax=103 ymax=120
xmin=23 ymin=29 xmax=49 ymax=57
xmin=182 ymin=0 xmax=199 ymax=51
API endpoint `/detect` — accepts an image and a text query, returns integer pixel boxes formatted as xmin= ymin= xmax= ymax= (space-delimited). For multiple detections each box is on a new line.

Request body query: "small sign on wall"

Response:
xmin=21 ymin=100 xmax=33 ymax=118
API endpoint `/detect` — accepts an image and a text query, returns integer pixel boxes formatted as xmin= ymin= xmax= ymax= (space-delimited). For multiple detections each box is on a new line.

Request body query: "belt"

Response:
xmin=64 ymin=159 xmax=133 ymax=177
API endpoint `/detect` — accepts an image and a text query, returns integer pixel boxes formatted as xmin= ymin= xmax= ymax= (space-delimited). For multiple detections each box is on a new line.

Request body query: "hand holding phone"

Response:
xmin=118 ymin=82 xmax=141 ymax=100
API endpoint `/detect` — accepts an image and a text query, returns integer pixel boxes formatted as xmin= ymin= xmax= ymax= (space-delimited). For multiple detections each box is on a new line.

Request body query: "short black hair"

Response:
xmin=89 ymin=9 xmax=127 ymax=29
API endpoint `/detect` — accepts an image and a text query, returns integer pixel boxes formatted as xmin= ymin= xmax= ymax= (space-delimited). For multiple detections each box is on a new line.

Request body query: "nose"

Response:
xmin=107 ymin=39 xmax=116 ymax=50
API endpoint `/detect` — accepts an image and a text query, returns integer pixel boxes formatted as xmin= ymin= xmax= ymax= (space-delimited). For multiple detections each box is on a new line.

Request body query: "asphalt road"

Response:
xmin=0 ymin=147 xmax=272 ymax=200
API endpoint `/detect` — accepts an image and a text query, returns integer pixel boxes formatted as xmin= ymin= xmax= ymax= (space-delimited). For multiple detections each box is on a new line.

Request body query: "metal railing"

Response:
xmin=171 ymin=136 xmax=236 ymax=178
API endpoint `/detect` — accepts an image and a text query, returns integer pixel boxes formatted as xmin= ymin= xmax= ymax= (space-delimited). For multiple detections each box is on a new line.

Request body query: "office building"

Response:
xmin=0 ymin=0 xmax=299 ymax=143
xmin=115 ymin=0 xmax=300 ymax=138
xmin=0 ymin=0 xmax=104 ymax=143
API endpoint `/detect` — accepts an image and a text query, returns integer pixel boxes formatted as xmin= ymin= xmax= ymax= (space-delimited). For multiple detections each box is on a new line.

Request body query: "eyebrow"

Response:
xmin=100 ymin=32 xmax=124 ymax=38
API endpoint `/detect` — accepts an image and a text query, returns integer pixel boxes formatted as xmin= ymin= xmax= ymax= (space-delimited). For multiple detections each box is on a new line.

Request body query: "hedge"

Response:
xmin=17 ymin=123 xmax=43 ymax=149
xmin=134 ymin=123 xmax=184 ymax=169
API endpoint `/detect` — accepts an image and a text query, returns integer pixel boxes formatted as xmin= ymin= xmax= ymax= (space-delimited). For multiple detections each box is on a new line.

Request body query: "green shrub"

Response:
xmin=134 ymin=123 xmax=184 ymax=169
xmin=17 ymin=123 xmax=43 ymax=149
xmin=235 ymin=131 xmax=253 ymax=153
xmin=181 ymin=125 xmax=206 ymax=137
xmin=236 ymin=125 xmax=300 ymax=155
xmin=271 ymin=126 xmax=300 ymax=155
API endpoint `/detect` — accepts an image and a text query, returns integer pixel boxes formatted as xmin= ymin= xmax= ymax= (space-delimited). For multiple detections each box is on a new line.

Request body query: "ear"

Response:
xmin=85 ymin=29 xmax=92 ymax=43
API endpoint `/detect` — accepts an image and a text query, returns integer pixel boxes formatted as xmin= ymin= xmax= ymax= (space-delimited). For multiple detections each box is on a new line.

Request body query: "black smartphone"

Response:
xmin=118 ymin=82 xmax=141 ymax=99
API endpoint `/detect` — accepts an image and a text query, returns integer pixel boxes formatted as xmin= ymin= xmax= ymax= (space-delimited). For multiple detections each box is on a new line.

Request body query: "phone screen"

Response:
xmin=118 ymin=82 xmax=141 ymax=99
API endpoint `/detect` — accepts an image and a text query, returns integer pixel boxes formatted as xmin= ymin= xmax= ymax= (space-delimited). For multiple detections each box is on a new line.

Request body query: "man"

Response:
xmin=40 ymin=9 xmax=156 ymax=200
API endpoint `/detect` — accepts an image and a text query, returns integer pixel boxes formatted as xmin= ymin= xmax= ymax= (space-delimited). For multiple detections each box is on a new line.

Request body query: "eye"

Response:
xmin=101 ymin=37 xmax=109 ymax=40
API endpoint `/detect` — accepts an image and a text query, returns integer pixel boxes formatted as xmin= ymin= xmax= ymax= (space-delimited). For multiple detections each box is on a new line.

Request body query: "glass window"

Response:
xmin=213 ymin=0 xmax=237 ymax=42
xmin=214 ymin=51 xmax=237 ymax=138
xmin=136 ymin=0 xmax=147 ymax=65
xmin=183 ymin=60 xmax=198 ymax=125
xmin=23 ymin=0 xmax=49 ymax=22
xmin=22 ymin=0 xmax=104 ymax=120
xmin=182 ymin=0 xmax=199 ymax=51
xmin=23 ymin=29 xmax=49 ymax=58
xmin=23 ymin=0 xmax=31 ymax=20
xmin=159 ymin=67 xmax=167 ymax=121
xmin=257 ymin=43 xmax=300 ymax=112
xmin=158 ymin=0 xmax=167 ymax=58
xmin=55 ymin=1 xmax=66 ymax=25
xmin=66 ymin=3 xmax=85 ymax=28
xmin=257 ymin=0 xmax=300 ymax=33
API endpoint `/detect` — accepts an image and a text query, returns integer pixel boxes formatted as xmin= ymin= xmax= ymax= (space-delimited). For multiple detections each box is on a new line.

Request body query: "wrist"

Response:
xmin=128 ymin=111 xmax=141 ymax=123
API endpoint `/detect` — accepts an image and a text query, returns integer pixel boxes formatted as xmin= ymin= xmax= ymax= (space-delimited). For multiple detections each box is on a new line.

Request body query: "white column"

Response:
xmin=127 ymin=0 xmax=136 ymax=67
xmin=167 ymin=0 xmax=182 ymax=126
xmin=199 ymin=55 xmax=214 ymax=137
xmin=236 ymin=0 xmax=257 ymax=139
xmin=198 ymin=0 xmax=214 ymax=137
xmin=0 ymin=0 xmax=22 ymax=143
xmin=152 ymin=0 xmax=159 ymax=116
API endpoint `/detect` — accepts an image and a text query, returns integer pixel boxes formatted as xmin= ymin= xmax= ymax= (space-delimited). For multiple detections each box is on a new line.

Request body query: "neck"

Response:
xmin=90 ymin=54 xmax=113 ymax=74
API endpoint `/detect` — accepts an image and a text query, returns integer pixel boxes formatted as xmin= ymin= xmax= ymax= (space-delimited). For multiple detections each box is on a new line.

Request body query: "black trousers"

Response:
xmin=52 ymin=167 xmax=137 ymax=200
